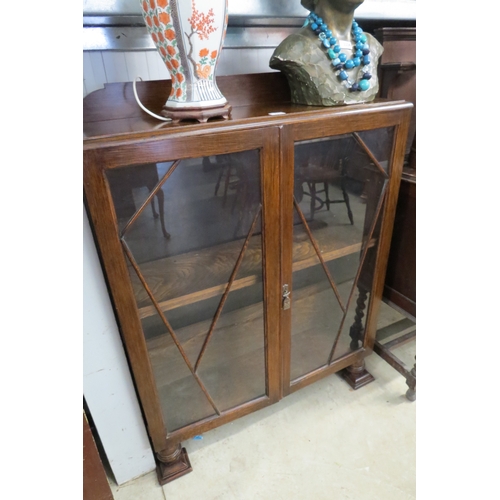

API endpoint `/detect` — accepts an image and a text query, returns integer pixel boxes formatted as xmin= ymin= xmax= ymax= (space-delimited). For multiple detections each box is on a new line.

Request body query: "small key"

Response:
xmin=282 ymin=285 xmax=291 ymax=310
xmin=283 ymin=296 xmax=291 ymax=310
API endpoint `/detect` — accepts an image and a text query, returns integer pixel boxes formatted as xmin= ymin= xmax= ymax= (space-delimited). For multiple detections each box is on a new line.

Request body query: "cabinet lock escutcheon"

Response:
xmin=282 ymin=284 xmax=291 ymax=310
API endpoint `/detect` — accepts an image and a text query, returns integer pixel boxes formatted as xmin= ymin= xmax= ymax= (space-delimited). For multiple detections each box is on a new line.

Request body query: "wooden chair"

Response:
xmin=209 ymin=155 xmax=239 ymax=208
xmin=295 ymin=141 xmax=355 ymax=224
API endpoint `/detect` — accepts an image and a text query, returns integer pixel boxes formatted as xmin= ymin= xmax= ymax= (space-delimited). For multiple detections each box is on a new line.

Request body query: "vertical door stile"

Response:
xmin=279 ymin=125 xmax=295 ymax=397
xmin=362 ymin=112 xmax=412 ymax=352
xmin=261 ymin=127 xmax=283 ymax=403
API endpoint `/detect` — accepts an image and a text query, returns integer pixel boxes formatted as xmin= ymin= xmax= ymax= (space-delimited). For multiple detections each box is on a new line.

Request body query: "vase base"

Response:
xmin=162 ymin=104 xmax=232 ymax=124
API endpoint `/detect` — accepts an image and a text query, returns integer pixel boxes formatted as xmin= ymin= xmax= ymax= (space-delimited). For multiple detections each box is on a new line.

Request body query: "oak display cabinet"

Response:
xmin=83 ymin=73 xmax=412 ymax=485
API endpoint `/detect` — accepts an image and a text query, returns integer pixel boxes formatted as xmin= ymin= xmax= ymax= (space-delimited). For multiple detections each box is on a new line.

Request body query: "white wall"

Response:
xmin=83 ymin=47 xmax=277 ymax=97
xmin=83 ymin=206 xmax=156 ymax=484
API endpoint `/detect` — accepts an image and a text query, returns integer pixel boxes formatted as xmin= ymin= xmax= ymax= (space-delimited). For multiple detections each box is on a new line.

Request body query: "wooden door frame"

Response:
xmin=278 ymin=104 xmax=412 ymax=395
xmin=84 ymin=127 xmax=283 ymax=452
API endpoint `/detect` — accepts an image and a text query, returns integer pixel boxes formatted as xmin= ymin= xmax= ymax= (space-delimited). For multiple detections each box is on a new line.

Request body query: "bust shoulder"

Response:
xmin=269 ymin=30 xmax=383 ymax=106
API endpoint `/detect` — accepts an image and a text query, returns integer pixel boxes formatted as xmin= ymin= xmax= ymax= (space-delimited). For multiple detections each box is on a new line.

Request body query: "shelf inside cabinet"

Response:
xmin=131 ymin=219 xmax=374 ymax=319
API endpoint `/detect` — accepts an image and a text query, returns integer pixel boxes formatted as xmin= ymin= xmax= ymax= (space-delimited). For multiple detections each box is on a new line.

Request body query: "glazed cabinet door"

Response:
xmin=280 ymin=110 xmax=410 ymax=394
xmin=84 ymin=128 xmax=281 ymax=451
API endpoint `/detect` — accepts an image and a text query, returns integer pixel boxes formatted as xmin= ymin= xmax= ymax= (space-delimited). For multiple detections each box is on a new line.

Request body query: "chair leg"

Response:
xmin=214 ymin=167 xmax=224 ymax=196
xmin=222 ymin=166 xmax=232 ymax=208
xmin=151 ymin=197 xmax=159 ymax=219
xmin=324 ymin=182 xmax=330 ymax=211
xmin=342 ymin=182 xmax=354 ymax=225
xmin=309 ymin=182 xmax=316 ymax=219
xmin=155 ymin=188 xmax=170 ymax=239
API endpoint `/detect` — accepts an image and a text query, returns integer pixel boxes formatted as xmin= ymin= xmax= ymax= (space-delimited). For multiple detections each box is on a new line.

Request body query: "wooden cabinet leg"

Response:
xmin=341 ymin=358 xmax=375 ymax=390
xmin=156 ymin=442 xmax=192 ymax=485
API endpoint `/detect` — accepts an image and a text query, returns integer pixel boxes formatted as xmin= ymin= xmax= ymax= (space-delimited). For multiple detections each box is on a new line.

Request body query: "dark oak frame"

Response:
xmin=84 ymin=73 xmax=412 ymax=484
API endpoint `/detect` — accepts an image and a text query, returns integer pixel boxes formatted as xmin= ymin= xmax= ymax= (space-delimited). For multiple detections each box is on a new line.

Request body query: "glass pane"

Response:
xmin=290 ymin=129 xmax=393 ymax=382
xmin=198 ymin=220 xmax=266 ymax=411
xmin=106 ymin=150 xmax=266 ymax=432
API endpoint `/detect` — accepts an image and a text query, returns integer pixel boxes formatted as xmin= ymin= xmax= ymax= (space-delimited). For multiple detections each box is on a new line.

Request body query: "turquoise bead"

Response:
xmin=359 ymin=79 xmax=370 ymax=91
xmin=309 ymin=14 xmax=371 ymax=89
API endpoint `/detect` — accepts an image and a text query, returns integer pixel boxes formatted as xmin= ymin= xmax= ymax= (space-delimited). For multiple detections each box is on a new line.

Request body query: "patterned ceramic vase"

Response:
xmin=140 ymin=0 xmax=230 ymax=119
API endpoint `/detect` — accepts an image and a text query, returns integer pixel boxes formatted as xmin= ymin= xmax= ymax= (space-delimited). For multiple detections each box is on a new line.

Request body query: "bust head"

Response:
xmin=301 ymin=0 xmax=365 ymax=13
xmin=301 ymin=0 xmax=317 ymax=9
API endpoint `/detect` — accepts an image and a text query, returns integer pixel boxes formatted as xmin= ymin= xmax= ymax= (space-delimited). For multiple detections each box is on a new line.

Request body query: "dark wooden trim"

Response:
xmin=383 ymin=286 xmax=416 ymax=319
xmin=374 ymin=27 xmax=416 ymax=43
xmin=166 ymin=395 xmax=271 ymax=442
xmin=83 ymin=412 xmax=113 ymax=500
xmin=382 ymin=329 xmax=416 ymax=351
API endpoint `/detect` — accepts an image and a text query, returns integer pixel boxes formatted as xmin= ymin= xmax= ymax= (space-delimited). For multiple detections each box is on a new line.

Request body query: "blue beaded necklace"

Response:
xmin=304 ymin=11 xmax=372 ymax=92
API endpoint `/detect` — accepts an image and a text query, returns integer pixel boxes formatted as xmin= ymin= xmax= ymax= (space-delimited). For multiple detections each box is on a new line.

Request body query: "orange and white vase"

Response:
xmin=140 ymin=0 xmax=229 ymax=115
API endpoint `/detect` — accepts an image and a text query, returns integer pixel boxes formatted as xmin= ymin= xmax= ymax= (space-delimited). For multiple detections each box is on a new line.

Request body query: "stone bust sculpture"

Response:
xmin=269 ymin=0 xmax=383 ymax=106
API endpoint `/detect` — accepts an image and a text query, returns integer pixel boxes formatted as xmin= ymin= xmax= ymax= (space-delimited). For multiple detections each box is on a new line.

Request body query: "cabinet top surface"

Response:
xmin=83 ymin=73 xmax=412 ymax=146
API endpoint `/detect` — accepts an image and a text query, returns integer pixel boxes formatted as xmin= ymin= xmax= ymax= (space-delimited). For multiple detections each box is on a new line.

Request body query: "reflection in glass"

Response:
xmin=290 ymin=129 xmax=392 ymax=382
xmin=106 ymin=150 xmax=266 ymax=431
